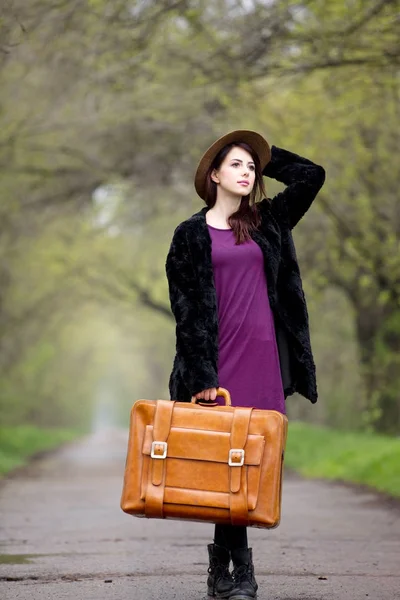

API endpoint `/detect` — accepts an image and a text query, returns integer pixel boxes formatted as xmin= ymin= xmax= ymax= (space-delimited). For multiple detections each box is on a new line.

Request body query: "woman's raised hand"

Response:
xmin=193 ymin=387 xmax=218 ymax=402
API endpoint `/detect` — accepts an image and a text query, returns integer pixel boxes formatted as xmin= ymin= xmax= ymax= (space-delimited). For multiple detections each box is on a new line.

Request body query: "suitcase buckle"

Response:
xmin=151 ymin=441 xmax=168 ymax=459
xmin=228 ymin=449 xmax=245 ymax=466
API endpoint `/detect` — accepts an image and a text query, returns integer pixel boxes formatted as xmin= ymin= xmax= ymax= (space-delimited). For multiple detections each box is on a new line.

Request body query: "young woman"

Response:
xmin=165 ymin=130 xmax=325 ymax=599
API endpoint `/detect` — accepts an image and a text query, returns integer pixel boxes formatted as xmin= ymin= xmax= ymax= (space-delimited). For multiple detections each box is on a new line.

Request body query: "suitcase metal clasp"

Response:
xmin=151 ymin=441 xmax=168 ymax=459
xmin=228 ymin=449 xmax=245 ymax=466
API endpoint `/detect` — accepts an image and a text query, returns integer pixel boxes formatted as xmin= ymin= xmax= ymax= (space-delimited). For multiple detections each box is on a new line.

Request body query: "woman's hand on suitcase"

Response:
xmin=194 ymin=387 xmax=218 ymax=401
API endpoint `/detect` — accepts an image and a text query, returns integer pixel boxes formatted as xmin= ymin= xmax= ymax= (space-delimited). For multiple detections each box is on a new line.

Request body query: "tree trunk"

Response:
xmin=355 ymin=304 xmax=400 ymax=434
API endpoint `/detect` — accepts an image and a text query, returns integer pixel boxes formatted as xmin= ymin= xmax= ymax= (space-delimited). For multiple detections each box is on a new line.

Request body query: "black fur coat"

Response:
xmin=165 ymin=145 xmax=326 ymax=404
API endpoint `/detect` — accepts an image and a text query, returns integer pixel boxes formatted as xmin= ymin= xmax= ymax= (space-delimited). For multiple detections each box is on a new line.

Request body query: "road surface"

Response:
xmin=0 ymin=429 xmax=399 ymax=599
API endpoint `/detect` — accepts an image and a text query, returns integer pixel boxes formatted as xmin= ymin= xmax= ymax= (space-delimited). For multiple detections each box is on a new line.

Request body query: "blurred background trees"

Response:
xmin=0 ymin=0 xmax=399 ymax=434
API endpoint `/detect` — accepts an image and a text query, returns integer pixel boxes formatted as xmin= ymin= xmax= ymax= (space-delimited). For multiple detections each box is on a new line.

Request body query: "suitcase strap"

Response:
xmin=229 ymin=407 xmax=253 ymax=526
xmin=145 ymin=402 xmax=254 ymax=525
xmin=145 ymin=400 xmax=175 ymax=518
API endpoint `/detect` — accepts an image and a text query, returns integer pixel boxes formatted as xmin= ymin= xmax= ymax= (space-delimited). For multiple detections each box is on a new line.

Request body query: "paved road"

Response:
xmin=0 ymin=429 xmax=399 ymax=600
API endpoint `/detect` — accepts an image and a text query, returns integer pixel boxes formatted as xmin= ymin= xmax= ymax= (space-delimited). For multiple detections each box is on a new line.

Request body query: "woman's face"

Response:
xmin=211 ymin=146 xmax=256 ymax=198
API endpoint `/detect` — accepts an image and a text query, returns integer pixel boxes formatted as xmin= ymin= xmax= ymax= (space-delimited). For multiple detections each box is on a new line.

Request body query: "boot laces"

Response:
xmin=233 ymin=563 xmax=253 ymax=584
xmin=208 ymin=561 xmax=230 ymax=578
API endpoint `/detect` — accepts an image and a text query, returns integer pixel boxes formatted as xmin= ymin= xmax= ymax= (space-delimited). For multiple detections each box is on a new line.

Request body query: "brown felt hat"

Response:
xmin=194 ymin=129 xmax=271 ymax=200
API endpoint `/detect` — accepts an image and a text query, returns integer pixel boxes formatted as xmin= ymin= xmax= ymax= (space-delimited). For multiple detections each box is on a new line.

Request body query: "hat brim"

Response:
xmin=194 ymin=130 xmax=271 ymax=200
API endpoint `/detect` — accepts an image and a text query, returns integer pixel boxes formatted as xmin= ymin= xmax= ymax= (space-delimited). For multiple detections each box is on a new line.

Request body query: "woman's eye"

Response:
xmin=231 ymin=162 xmax=255 ymax=171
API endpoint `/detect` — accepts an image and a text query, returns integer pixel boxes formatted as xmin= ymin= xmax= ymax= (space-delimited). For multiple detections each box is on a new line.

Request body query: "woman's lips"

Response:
xmin=238 ymin=181 xmax=249 ymax=186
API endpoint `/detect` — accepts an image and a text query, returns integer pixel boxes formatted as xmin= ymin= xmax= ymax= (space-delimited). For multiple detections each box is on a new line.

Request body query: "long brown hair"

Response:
xmin=204 ymin=142 xmax=266 ymax=244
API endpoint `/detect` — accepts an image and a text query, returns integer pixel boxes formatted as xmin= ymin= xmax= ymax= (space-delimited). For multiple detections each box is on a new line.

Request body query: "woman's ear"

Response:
xmin=211 ymin=169 xmax=219 ymax=184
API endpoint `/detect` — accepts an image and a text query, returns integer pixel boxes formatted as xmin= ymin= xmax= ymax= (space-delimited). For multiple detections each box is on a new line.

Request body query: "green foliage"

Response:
xmin=0 ymin=0 xmax=399 ymax=436
xmin=257 ymin=68 xmax=400 ymax=433
xmin=286 ymin=422 xmax=400 ymax=497
xmin=0 ymin=426 xmax=81 ymax=476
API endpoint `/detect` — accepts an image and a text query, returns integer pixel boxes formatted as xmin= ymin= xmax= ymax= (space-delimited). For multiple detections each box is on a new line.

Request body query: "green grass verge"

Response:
xmin=285 ymin=422 xmax=400 ymax=497
xmin=2 ymin=422 xmax=399 ymax=498
xmin=0 ymin=426 xmax=82 ymax=476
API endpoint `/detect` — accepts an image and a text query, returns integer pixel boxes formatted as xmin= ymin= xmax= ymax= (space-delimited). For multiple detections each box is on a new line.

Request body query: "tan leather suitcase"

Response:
xmin=120 ymin=387 xmax=288 ymax=528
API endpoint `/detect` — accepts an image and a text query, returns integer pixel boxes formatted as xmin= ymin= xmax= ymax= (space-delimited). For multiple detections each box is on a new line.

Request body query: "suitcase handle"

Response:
xmin=190 ymin=387 xmax=231 ymax=407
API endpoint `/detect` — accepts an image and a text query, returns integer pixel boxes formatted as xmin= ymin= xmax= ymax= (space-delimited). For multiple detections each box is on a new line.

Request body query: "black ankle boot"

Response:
xmin=230 ymin=547 xmax=258 ymax=599
xmin=207 ymin=543 xmax=234 ymax=598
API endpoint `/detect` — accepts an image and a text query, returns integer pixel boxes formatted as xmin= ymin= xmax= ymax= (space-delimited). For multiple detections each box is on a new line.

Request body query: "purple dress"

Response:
xmin=208 ymin=224 xmax=286 ymax=414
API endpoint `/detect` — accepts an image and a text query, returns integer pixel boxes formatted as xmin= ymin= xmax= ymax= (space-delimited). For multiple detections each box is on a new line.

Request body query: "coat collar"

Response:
xmin=188 ymin=205 xmax=280 ymax=255
xmin=185 ymin=205 xmax=281 ymax=308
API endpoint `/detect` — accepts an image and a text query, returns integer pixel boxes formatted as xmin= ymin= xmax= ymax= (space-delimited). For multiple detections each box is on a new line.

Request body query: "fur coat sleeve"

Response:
xmin=261 ymin=145 xmax=326 ymax=228
xmin=165 ymin=224 xmax=219 ymax=397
